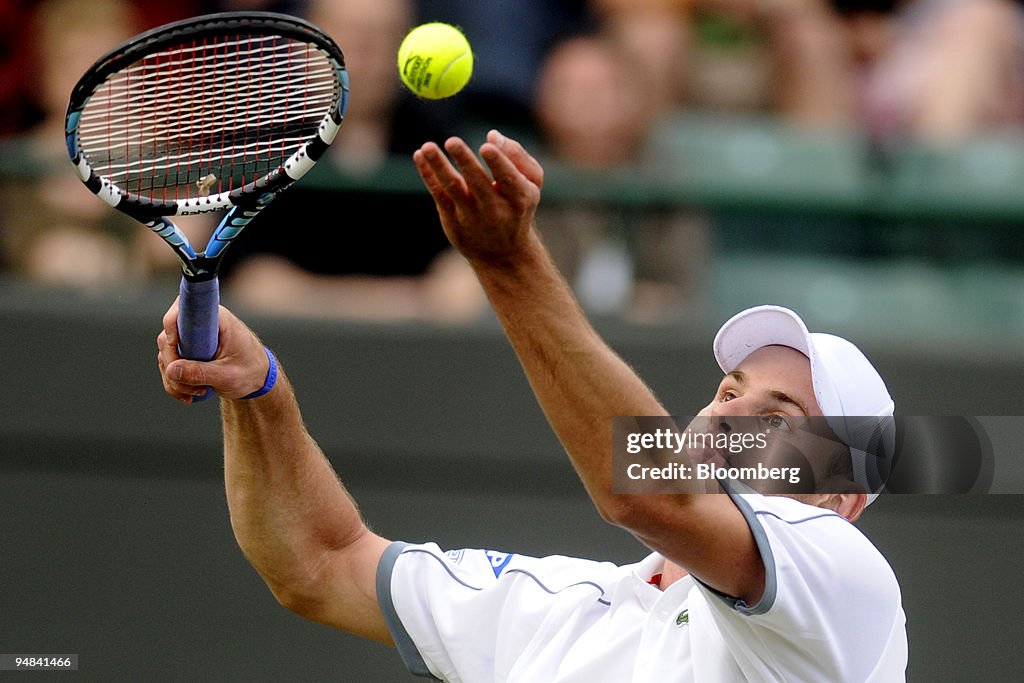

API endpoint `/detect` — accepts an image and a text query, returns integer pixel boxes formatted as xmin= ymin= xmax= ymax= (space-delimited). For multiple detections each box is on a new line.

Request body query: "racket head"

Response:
xmin=64 ymin=11 xmax=348 ymax=274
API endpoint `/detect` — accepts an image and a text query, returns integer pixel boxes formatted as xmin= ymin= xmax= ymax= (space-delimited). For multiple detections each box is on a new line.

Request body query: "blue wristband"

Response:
xmin=243 ymin=346 xmax=278 ymax=399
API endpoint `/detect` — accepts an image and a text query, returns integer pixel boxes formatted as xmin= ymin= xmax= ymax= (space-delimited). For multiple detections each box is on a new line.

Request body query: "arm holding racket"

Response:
xmin=75 ymin=9 xmax=392 ymax=646
xmin=157 ymin=301 xmax=393 ymax=643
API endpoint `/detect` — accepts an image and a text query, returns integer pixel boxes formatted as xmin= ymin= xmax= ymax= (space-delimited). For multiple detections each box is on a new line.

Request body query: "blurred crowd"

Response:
xmin=2 ymin=0 xmax=1023 ymax=325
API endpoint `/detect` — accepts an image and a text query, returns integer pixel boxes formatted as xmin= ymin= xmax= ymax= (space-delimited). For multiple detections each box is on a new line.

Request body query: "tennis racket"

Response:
xmin=65 ymin=11 xmax=348 ymax=400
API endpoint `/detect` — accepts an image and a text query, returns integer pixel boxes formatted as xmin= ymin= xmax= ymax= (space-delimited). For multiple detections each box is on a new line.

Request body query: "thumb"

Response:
xmin=167 ymin=358 xmax=214 ymax=388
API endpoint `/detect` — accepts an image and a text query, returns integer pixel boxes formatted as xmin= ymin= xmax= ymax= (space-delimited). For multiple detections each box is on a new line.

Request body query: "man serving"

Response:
xmin=156 ymin=131 xmax=907 ymax=682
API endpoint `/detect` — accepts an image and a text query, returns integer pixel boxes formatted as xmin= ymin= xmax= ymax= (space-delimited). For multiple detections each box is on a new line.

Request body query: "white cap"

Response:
xmin=712 ymin=305 xmax=895 ymax=505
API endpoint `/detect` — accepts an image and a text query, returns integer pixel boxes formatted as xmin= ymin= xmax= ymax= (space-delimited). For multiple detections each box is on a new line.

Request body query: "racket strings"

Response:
xmin=77 ymin=33 xmax=338 ymax=200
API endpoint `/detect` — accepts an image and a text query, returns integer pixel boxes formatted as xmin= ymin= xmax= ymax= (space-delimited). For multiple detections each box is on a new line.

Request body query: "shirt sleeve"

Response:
xmin=694 ymin=493 xmax=908 ymax=681
xmin=376 ymin=541 xmax=623 ymax=682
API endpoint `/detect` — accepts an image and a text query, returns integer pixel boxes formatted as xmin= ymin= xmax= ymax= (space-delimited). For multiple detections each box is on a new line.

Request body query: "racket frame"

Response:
xmin=64 ymin=12 xmax=348 ymax=385
xmin=65 ymin=11 xmax=349 ymax=282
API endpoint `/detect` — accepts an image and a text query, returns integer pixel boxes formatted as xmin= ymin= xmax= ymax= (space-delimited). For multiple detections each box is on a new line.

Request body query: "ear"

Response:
xmin=831 ymin=491 xmax=868 ymax=522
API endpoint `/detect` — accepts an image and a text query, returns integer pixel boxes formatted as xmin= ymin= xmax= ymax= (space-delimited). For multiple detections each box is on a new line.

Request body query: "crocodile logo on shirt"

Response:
xmin=676 ymin=609 xmax=689 ymax=627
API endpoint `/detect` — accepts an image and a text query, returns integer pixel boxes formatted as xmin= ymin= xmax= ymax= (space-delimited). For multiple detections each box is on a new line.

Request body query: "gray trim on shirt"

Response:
xmin=697 ymin=491 xmax=845 ymax=615
xmin=376 ymin=541 xmax=440 ymax=680
xmin=724 ymin=491 xmax=779 ymax=616
xmin=690 ymin=490 xmax=780 ymax=616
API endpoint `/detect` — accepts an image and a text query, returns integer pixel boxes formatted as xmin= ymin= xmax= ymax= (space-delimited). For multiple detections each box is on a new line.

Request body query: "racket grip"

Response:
xmin=177 ymin=276 xmax=220 ymax=402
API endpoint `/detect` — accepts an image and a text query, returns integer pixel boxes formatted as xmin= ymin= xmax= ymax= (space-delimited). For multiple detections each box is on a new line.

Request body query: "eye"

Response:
xmin=719 ymin=390 xmax=736 ymax=403
xmin=764 ymin=415 xmax=791 ymax=431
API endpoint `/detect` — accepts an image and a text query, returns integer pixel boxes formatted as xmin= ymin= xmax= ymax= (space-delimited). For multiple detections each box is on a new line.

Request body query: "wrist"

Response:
xmin=467 ymin=230 xmax=548 ymax=281
xmin=471 ymin=230 xmax=587 ymax=322
xmin=243 ymin=346 xmax=278 ymax=399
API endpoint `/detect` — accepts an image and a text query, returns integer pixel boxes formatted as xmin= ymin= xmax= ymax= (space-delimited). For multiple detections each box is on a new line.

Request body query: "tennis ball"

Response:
xmin=398 ymin=22 xmax=473 ymax=100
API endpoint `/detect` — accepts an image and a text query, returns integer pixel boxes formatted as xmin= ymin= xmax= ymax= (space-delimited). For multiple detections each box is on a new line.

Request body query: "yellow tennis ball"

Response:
xmin=397 ymin=22 xmax=473 ymax=100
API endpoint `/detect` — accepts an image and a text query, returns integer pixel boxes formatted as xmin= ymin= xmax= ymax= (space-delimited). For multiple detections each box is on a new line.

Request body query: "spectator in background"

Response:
xmin=219 ymin=0 xmax=487 ymax=323
xmin=849 ymin=0 xmax=1024 ymax=147
xmin=684 ymin=0 xmax=1024 ymax=146
xmin=0 ymin=0 xmax=208 ymax=288
xmin=588 ymin=0 xmax=694 ymax=121
xmin=531 ymin=33 xmax=711 ymax=325
xmin=203 ymin=0 xmax=305 ymax=11
xmin=683 ymin=0 xmax=857 ymax=128
xmin=0 ymin=0 xmax=42 ymax=137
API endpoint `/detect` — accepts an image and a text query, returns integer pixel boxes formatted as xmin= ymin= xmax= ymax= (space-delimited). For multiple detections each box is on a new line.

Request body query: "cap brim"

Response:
xmin=714 ymin=305 xmax=814 ymax=376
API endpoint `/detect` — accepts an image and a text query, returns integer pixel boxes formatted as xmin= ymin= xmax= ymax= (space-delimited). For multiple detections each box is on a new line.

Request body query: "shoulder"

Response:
xmin=695 ymin=494 xmax=908 ymax=681
xmin=736 ymin=493 xmax=878 ymax=548
xmin=727 ymin=494 xmax=902 ymax=612
xmin=732 ymin=493 xmax=870 ymax=559
xmin=738 ymin=493 xmax=895 ymax=566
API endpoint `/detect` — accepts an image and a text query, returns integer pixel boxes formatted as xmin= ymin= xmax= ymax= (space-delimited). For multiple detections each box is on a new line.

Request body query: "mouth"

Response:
xmin=696 ymin=447 xmax=729 ymax=467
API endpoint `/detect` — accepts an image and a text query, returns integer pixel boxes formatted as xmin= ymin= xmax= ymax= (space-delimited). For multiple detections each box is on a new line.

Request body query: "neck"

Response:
xmin=659 ymin=561 xmax=689 ymax=590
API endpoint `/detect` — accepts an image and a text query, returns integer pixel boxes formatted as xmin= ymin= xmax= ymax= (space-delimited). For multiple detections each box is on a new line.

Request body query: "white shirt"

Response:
xmin=376 ymin=493 xmax=908 ymax=682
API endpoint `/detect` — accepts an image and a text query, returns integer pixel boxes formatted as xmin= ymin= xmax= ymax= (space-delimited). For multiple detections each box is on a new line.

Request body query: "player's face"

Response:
xmin=708 ymin=345 xmax=822 ymax=419
xmin=692 ymin=346 xmax=846 ymax=494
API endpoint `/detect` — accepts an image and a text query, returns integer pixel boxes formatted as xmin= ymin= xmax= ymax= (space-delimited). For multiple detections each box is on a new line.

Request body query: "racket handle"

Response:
xmin=177 ymin=276 xmax=220 ymax=402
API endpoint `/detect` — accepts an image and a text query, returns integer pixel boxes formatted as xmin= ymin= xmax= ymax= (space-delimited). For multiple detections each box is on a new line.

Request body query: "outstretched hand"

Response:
xmin=413 ymin=129 xmax=544 ymax=268
xmin=157 ymin=298 xmax=270 ymax=403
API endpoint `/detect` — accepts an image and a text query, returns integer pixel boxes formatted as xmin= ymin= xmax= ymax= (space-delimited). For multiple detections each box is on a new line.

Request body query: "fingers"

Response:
xmin=156 ymin=340 xmax=202 ymax=403
xmin=161 ymin=296 xmax=180 ymax=344
xmin=412 ymin=131 xmax=544 ymax=265
xmin=414 ymin=141 xmax=465 ymax=202
xmin=444 ymin=137 xmax=497 ymax=198
xmin=159 ymin=357 xmax=210 ymax=403
xmin=485 ymin=129 xmax=544 ymax=189
xmin=157 ymin=298 xmax=200 ymax=403
xmin=157 ymin=299 xmax=265 ymax=403
xmin=157 ymin=324 xmax=209 ymax=402
xmin=415 ymin=134 xmax=532 ymax=203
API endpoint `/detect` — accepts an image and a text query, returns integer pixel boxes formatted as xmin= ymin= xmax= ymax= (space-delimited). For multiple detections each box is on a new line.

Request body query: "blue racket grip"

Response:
xmin=177 ymin=276 xmax=220 ymax=403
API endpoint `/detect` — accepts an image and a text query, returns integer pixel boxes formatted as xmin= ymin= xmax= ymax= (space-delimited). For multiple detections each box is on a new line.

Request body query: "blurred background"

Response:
xmin=2 ymin=0 xmax=1024 ymax=680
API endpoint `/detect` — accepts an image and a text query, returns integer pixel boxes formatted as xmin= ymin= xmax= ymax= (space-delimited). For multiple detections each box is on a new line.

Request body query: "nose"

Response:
xmin=708 ymin=407 xmax=735 ymax=437
xmin=708 ymin=395 xmax=753 ymax=437
xmin=709 ymin=394 xmax=748 ymax=419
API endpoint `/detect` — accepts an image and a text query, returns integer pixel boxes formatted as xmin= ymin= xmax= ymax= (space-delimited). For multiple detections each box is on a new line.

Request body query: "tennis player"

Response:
xmin=156 ymin=131 xmax=908 ymax=681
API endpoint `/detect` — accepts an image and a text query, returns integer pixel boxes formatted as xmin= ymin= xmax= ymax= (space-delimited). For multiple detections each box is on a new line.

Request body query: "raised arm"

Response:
xmin=156 ymin=301 xmax=392 ymax=642
xmin=413 ymin=132 xmax=764 ymax=604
